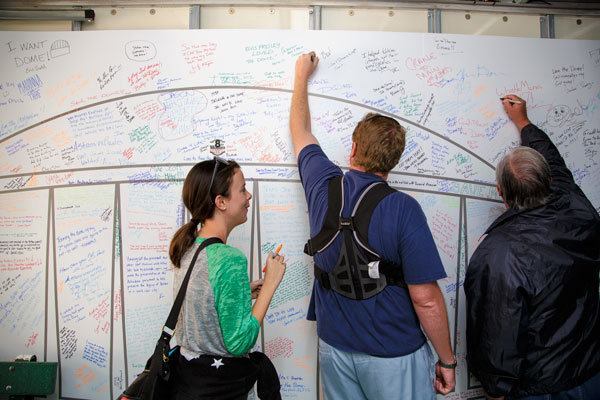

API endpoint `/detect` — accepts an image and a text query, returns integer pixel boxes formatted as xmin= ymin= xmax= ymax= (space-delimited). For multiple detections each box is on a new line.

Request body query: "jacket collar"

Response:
xmin=485 ymin=207 xmax=520 ymax=234
xmin=484 ymin=193 xmax=568 ymax=235
xmin=484 ymin=205 xmax=544 ymax=235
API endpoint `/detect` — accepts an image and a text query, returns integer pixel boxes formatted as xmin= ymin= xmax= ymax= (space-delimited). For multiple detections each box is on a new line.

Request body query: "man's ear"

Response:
xmin=496 ymin=184 xmax=510 ymax=208
xmin=349 ymin=141 xmax=357 ymax=164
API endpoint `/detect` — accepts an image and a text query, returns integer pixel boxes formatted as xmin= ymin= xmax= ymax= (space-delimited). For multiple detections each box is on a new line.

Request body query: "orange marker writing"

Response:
xmin=263 ymin=243 xmax=283 ymax=273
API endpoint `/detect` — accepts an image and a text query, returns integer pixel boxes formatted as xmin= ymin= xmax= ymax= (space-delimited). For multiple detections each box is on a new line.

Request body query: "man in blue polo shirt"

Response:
xmin=290 ymin=52 xmax=456 ymax=399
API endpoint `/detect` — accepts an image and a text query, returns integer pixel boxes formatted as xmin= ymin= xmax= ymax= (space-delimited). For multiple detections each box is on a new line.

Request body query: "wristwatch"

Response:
xmin=437 ymin=355 xmax=457 ymax=369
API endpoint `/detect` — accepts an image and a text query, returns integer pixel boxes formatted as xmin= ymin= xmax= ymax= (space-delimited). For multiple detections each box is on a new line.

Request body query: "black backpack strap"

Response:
xmin=163 ymin=237 xmax=223 ymax=337
xmin=351 ymin=182 xmax=407 ymax=288
xmin=313 ymin=264 xmax=332 ymax=290
xmin=379 ymin=260 xmax=407 ymax=288
xmin=304 ymin=175 xmax=344 ymax=256
xmin=351 ymin=181 xmax=396 ymax=254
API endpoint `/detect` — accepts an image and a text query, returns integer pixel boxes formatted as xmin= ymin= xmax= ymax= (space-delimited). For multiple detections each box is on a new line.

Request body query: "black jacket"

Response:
xmin=465 ymin=124 xmax=600 ymax=397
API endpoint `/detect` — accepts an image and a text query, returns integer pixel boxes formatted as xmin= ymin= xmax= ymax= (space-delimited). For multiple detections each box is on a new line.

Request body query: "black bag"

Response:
xmin=118 ymin=237 xmax=223 ymax=400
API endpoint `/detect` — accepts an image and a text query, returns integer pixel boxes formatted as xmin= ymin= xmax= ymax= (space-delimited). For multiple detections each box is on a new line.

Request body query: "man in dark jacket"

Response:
xmin=465 ymin=94 xmax=600 ymax=400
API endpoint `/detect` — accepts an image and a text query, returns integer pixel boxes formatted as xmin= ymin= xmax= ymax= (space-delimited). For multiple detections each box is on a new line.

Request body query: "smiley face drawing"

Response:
xmin=546 ymin=105 xmax=574 ymax=127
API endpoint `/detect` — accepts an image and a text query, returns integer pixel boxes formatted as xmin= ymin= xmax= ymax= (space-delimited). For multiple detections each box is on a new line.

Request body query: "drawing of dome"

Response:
xmin=50 ymin=39 xmax=71 ymax=58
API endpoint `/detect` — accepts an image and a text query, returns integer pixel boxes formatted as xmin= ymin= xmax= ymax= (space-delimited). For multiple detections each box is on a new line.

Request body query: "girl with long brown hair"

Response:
xmin=169 ymin=157 xmax=286 ymax=399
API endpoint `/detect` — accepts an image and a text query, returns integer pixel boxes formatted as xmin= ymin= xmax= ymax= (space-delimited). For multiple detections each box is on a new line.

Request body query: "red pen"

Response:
xmin=263 ymin=243 xmax=283 ymax=273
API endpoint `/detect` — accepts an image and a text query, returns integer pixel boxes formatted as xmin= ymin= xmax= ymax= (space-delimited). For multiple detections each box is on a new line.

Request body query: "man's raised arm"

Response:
xmin=501 ymin=94 xmax=575 ymax=189
xmin=290 ymin=52 xmax=320 ymax=158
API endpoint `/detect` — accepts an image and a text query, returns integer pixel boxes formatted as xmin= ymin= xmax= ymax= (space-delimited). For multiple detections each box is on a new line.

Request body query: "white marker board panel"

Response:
xmin=0 ymin=190 xmax=48 ymax=362
xmin=0 ymin=30 xmax=599 ymax=399
xmin=54 ymin=185 xmax=115 ymax=399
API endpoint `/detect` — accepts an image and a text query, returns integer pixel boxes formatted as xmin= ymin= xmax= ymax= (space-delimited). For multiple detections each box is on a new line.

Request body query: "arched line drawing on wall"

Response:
xmin=156 ymin=91 xmax=208 ymax=141
xmin=0 ymin=85 xmax=496 ymax=172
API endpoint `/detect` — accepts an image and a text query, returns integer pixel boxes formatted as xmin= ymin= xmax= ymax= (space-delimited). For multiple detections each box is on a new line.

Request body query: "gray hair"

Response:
xmin=496 ymin=147 xmax=551 ymax=210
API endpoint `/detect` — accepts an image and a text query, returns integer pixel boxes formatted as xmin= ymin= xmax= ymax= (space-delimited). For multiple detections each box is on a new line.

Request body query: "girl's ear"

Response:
xmin=214 ymin=194 xmax=227 ymax=211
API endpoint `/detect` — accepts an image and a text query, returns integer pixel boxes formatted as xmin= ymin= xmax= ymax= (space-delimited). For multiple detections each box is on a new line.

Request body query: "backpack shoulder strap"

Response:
xmin=304 ymin=175 xmax=344 ymax=256
xmin=351 ymin=181 xmax=396 ymax=249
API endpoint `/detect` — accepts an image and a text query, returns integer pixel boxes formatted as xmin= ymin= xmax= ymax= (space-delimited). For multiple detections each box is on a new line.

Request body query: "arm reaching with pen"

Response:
xmin=501 ymin=94 xmax=577 ymax=192
xmin=251 ymin=253 xmax=286 ymax=324
xmin=254 ymin=244 xmax=284 ymax=298
xmin=263 ymin=244 xmax=283 ymax=272
xmin=500 ymin=94 xmax=530 ymax=131
xmin=290 ymin=52 xmax=320 ymax=158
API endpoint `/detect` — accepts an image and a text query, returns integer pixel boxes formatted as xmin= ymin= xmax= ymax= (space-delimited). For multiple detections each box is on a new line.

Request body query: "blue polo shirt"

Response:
xmin=299 ymin=144 xmax=446 ymax=357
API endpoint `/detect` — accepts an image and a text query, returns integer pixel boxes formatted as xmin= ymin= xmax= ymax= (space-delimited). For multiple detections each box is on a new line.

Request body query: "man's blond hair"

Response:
xmin=352 ymin=113 xmax=406 ymax=173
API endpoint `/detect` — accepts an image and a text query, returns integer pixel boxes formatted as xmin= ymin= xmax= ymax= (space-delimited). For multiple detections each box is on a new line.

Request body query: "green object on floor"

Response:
xmin=0 ymin=362 xmax=57 ymax=395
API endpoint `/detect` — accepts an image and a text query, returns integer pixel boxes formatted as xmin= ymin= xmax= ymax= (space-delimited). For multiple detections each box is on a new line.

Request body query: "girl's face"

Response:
xmin=222 ymin=168 xmax=252 ymax=226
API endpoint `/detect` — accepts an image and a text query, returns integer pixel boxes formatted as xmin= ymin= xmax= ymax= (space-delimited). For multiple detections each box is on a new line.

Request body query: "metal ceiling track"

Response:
xmin=0 ymin=0 xmax=600 ymax=16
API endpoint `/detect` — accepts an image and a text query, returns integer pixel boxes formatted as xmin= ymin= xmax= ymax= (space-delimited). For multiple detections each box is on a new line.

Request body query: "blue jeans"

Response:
xmin=511 ymin=371 xmax=600 ymax=400
xmin=319 ymin=339 xmax=435 ymax=400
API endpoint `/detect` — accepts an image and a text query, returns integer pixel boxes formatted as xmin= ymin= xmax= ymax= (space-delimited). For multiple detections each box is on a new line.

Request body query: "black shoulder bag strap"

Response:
xmin=163 ymin=236 xmax=223 ymax=337
xmin=155 ymin=236 xmax=223 ymax=355
xmin=139 ymin=236 xmax=223 ymax=399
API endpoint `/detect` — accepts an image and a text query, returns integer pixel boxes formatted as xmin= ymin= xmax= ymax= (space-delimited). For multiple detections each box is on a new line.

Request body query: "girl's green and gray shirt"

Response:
xmin=174 ymin=237 xmax=260 ymax=360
